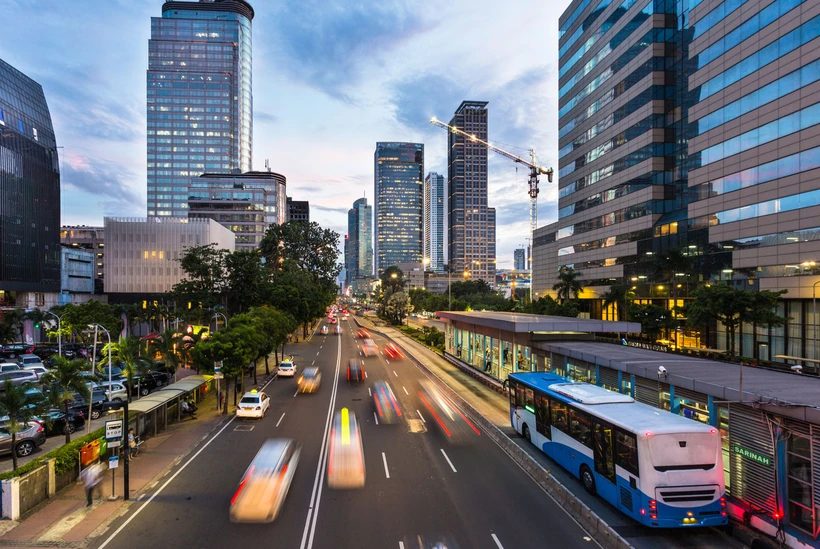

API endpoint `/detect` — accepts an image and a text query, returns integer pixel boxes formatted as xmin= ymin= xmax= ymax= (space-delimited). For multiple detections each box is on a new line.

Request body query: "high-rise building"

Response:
xmin=447 ymin=101 xmax=495 ymax=286
xmin=537 ymin=0 xmax=820 ymax=360
xmin=514 ymin=248 xmax=526 ymax=271
xmin=61 ymin=226 xmax=105 ymax=294
xmin=424 ymin=172 xmax=445 ymax=273
xmin=0 ymin=57 xmax=61 ymax=307
xmin=188 ymin=170 xmax=286 ymax=249
xmin=286 ymin=197 xmax=310 ymax=223
xmin=147 ymin=0 xmax=254 ymax=217
xmin=374 ymin=142 xmax=424 ymax=274
xmin=346 ymin=197 xmax=372 ymax=287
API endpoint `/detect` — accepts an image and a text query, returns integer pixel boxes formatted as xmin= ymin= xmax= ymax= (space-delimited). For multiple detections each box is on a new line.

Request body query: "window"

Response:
xmin=535 ymin=393 xmax=551 ymax=439
xmin=615 ymin=430 xmax=639 ymax=477
xmin=569 ymin=408 xmax=592 ymax=447
xmin=593 ymin=422 xmax=616 ymax=482
xmin=525 ymin=388 xmax=534 ymax=410
xmin=551 ymin=400 xmax=569 ymax=433
xmin=787 ymin=433 xmax=814 ymax=533
xmin=508 ymin=380 xmax=518 ymax=408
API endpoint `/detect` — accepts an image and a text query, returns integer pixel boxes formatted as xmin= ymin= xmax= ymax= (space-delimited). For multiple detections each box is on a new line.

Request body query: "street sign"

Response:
xmin=105 ymin=419 xmax=123 ymax=442
xmin=109 ymin=456 xmax=119 ymax=469
xmin=214 ymin=360 xmax=224 ymax=379
xmin=108 ymin=440 xmax=121 ymax=449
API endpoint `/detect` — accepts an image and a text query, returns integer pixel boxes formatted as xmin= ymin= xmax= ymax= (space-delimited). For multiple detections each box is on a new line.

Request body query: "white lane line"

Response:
xmin=374 ymin=411 xmax=379 ymax=425
xmin=417 ymin=410 xmax=426 ymax=423
xmin=276 ymin=412 xmax=286 ymax=427
xmin=393 ymin=370 xmax=398 ymax=377
xmin=97 ymin=370 xmax=278 ymax=549
xmin=364 ymin=371 xmax=368 ymax=379
xmin=312 ymin=360 xmax=315 ymax=366
xmin=399 ymin=543 xmax=405 ymax=549
xmin=368 ymin=387 xmax=372 ymax=397
xmin=491 ymin=533 xmax=504 ymax=548
xmin=293 ymin=389 xmax=299 ymax=398
xmin=402 ymin=386 xmax=409 ymax=396
xmin=386 ymin=359 xmax=390 ymax=365
xmin=441 ymin=449 xmax=457 ymax=473
xmin=382 ymin=452 xmax=390 ymax=479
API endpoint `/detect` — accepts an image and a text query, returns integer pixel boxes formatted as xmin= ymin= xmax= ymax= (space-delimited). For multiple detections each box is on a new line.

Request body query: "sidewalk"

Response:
xmin=0 ymin=359 xmax=275 ymax=548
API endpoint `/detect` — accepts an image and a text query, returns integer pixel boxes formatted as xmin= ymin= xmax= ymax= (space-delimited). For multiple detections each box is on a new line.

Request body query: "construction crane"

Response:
xmin=430 ymin=116 xmax=554 ymax=301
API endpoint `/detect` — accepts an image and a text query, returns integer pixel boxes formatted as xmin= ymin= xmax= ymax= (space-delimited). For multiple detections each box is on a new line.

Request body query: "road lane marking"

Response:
xmin=417 ymin=410 xmax=426 ymax=423
xmin=399 ymin=543 xmax=405 ymax=549
xmin=441 ymin=449 xmax=457 ymax=473
xmin=368 ymin=387 xmax=372 ymax=397
xmin=374 ymin=412 xmax=379 ymax=425
xmin=491 ymin=533 xmax=504 ymax=548
xmin=382 ymin=452 xmax=390 ymax=479
xmin=316 ymin=351 xmax=320 ymax=356
xmin=386 ymin=359 xmax=390 ymax=365
xmin=312 ymin=360 xmax=315 ymax=366
xmin=364 ymin=371 xmax=368 ymax=378
xmin=276 ymin=413 xmax=286 ymax=427
xmin=402 ymin=386 xmax=409 ymax=395
xmin=294 ymin=389 xmax=299 ymax=398
xmin=393 ymin=370 xmax=398 ymax=377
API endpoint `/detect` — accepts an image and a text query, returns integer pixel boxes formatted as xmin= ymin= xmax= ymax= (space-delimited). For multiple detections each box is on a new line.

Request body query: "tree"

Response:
xmin=386 ymin=292 xmax=413 ymax=325
xmin=224 ymin=250 xmax=271 ymax=314
xmin=380 ymin=266 xmax=405 ymax=295
xmin=601 ymin=283 xmax=633 ymax=322
xmin=528 ymin=295 xmax=579 ymax=318
xmin=627 ymin=303 xmax=677 ymax=341
xmin=170 ymin=244 xmax=229 ymax=311
xmin=41 ymin=357 xmax=90 ymax=445
xmin=656 ymin=247 xmax=693 ymax=303
xmin=248 ymin=306 xmax=296 ymax=374
xmin=260 ymin=221 xmax=342 ymax=284
xmin=150 ymin=329 xmax=182 ymax=381
xmin=1 ymin=309 xmax=26 ymax=343
xmin=0 ymin=381 xmax=45 ymax=470
xmin=57 ymin=301 xmax=121 ymax=344
xmin=105 ymin=336 xmax=150 ymax=402
xmin=553 ymin=267 xmax=584 ymax=304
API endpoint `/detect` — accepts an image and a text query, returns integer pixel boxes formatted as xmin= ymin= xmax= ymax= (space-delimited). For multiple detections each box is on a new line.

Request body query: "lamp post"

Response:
xmin=88 ymin=324 xmax=111 ymax=436
xmin=44 ymin=311 xmax=63 ymax=357
xmin=213 ymin=311 xmax=228 ymax=332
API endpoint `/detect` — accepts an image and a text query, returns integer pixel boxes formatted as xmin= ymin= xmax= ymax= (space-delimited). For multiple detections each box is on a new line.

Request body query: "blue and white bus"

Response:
xmin=508 ymin=373 xmax=727 ymax=528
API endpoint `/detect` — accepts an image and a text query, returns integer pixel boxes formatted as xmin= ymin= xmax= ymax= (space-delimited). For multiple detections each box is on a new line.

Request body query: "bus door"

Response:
xmin=593 ymin=422 xmax=616 ymax=484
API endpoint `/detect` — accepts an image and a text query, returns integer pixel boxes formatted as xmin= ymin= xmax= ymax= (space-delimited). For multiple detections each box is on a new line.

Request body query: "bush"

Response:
xmin=0 ymin=427 xmax=105 ymax=480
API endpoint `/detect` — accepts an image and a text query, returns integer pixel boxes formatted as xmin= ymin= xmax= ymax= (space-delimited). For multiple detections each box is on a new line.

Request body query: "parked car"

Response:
xmin=101 ymin=365 xmax=124 ymax=379
xmin=42 ymin=410 xmax=85 ymax=436
xmin=0 ymin=370 xmax=38 ymax=389
xmin=18 ymin=355 xmax=45 ymax=369
xmin=22 ymin=365 xmax=48 ymax=380
xmin=0 ymin=344 xmax=35 ymax=360
xmin=0 ymin=363 xmax=21 ymax=374
xmin=117 ymin=375 xmax=158 ymax=397
xmin=60 ymin=343 xmax=86 ymax=359
xmin=0 ymin=421 xmax=46 ymax=457
xmin=93 ymin=381 xmax=128 ymax=402
xmin=68 ymin=390 xmax=108 ymax=420
xmin=147 ymin=371 xmax=170 ymax=388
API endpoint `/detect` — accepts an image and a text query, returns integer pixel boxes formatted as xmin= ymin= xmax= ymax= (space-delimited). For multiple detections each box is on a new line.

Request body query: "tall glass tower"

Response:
xmin=147 ymin=0 xmax=254 ymax=217
xmin=346 ymin=197 xmax=373 ymax=287
xmin=424 ymin=172 xmax=445 ymax=273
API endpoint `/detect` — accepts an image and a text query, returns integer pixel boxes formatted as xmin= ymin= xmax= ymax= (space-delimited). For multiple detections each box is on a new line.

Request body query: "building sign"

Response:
xmin=732 ymin=443 xmax=771 ymax=466
xmin=623 ymin=340 xmax=669 ymax=353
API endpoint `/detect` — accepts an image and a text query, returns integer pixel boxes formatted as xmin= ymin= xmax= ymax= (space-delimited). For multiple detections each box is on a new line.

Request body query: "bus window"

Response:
xmin=509 ymin=381 xmax=517 ymax=407
xmin=569 ymin=408 xmax=592 ymax=447
xmin=525 ymin=388 xmax=534 ymax=410
xmin=551 ymin=400 xmax=568 ymax=433
xmin=535 ymin=393 xmax=551 ymax=439
xmin=615 ymin=430 xmax=639 ymax=477
xmin=516 ymin=384 xmax=527 ymax=409
xmin=593 ymin=422 xmax=615 ymax=482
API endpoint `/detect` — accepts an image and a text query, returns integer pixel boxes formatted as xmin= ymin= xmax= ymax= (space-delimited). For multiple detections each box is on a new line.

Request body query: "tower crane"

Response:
xmin=430 ymin=117 xmax=554 ymax=301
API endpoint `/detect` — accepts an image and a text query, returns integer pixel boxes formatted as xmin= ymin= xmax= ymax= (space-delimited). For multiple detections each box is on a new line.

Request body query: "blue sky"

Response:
xmin=0 ymin=0 xmax=572 ymax=264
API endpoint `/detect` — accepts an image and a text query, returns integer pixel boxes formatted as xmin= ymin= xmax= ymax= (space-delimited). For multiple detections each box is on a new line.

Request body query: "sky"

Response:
xmin=0 ymin=0 xmax=573 ymax=265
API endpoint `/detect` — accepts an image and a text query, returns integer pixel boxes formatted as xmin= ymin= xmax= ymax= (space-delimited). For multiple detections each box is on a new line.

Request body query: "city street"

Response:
xmin=92 ymin=319 xmax=597 ymax=549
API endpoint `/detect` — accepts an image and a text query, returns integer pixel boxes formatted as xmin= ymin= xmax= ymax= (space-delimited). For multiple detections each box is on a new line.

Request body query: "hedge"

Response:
xmin=0 ymin=427 xmax=105 ymax=481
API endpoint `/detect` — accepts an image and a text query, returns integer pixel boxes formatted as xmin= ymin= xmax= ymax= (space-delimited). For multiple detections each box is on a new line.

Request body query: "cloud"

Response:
xmin=255 ymin=111 xmax=279 ymax=124
xmin=312 ymin=204 xmax=351 ymax=215
xmin=390 ymin=74 xmax=468 ymax=132
xmin=265 ymin=0 xmax=429 ymax=101
xmin=61 ymin=154 xmax=144 ymax=216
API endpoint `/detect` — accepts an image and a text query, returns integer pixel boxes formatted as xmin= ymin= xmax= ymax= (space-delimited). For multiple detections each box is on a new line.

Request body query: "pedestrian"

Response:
xmin=128 ymin=428 xmax=138 ymax=459
xmin=80 ymin=462 xmax=103 ymax=507
xmin=188 ymin=397 xmax=198 ymax=417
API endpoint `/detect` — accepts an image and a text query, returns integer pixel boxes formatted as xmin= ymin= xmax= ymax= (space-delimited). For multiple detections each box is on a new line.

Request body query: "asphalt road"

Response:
xmin=92 ymin=319 xmax=597 ymax=549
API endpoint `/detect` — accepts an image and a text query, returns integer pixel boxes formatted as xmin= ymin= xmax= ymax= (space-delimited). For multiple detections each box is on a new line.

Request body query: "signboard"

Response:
xmin=108 ymin=440 xmax=121 ymax=449
xmin=214 ymin=361 xmax=224 ymax=380
xmin=732 ymin=443 xmax=771 ymax=466
xmin=105 ymin=419 xmax=123 ymax=442
xmin=109 ymin=456 xmax=119 ymax=469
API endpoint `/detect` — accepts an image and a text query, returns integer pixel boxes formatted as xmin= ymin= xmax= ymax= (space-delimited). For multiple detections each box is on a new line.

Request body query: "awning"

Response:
xmin=128 ymin=375 xmax=213 ymax=414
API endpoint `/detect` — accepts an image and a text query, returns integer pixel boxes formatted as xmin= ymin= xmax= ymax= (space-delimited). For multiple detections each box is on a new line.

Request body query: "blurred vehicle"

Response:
xmin=418 ymin=380 xmax=481 ymax=443
xmin=0 ymin=344 xmax=35 ymax=360
xmin=42 ymin=409 xmax=86 ymax=436
xmin=0 ymin=363 xmax=21 ymax=374
xmin=93 ymin=381 xmax=128 ymax=402
xmin=334 ymin=325 xmax=342 ymax=335
xmin=60 ymin=343 xmax=86 ymax=359
xmin=147 ymin=371 xmax=170 ymax=388
xmin=320 ymin=325 xmax=329 ymax=335
xmin=0 ymin=370 xmax=38 ymax=389
xmin=18 ymin=355 xmax=44 ymax=369
xmin=327 ymin=407 xmax=365 ymax=489
xmin=297 ymin=367 xmax=321 ymax=393
xmin=230 ymin=438 xmax=301 ymax=523
xmin=0 ymin=421 xmax=46 ymax=457
xmin=383 ymin=343 xmax=404 ymax=359
xmin=373 ymin=381 xmax=401 ymax=424
xmin=236 ymin=390 xmax=270 ymax=419
xmin=356 ymin=329 xmax=370 ymax=339
xmin=329 ymin=316 xmax=337 ymax=325
xmin=347 ymin=359 xmax=364 ymax=382
xmin=361 ymin=338 xmax=378 ymax=357
xmin=277 ymin=360 xmax=296 ymax=378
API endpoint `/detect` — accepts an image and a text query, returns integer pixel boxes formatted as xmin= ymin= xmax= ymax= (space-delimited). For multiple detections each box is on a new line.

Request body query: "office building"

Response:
xmin=104 ymin=217 xmax=234 ymax=298
xmin=188 ymin=170 xmax=286 ymax=249
xmin=147 ymin=0 xmax=254 ymax=217
xmin=345 ymin=197 xmax=373 ymax=289
xmin=60 ymin=248 xmax=95 ymax=305
xmin=374 ymin=142 xmax=424 ymax=274
xmin=0 ymin=57 xmax=61 ymax=308
xmin=514 ymin=248 xmax=526 ymax=272
xmin=396 ymin=261 xmax=425 ymax=291
xmin=286 ymin=197 xmax=310 ymax=223
xmin=61 ymin=226 xmax=105 ymax=294
xmin=447 ymin=101 xmax=496 ymax=287
xmin=424 ymin=172 xmax=445 ymax=273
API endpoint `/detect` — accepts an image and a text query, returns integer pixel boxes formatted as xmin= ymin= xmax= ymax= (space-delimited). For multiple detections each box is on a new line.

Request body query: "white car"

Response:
xmin=334 ymin=325 xmax=342 ymax=335
xmin=22 ymin=365 xmax=48 ymax=380
xmin=236 ymin=391 xmax=270 ymax=419
xmin=277 ymin=360 xmax=296 ymax=377
xmin=93 ymin=381 xmax=128 ymax=402
xmin=320 ymin=326 xmax=329 ymax=335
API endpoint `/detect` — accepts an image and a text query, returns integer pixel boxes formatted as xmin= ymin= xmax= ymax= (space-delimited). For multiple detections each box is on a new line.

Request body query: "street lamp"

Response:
xmin=89 ymin=324 xmax=113 ymax=389
xmin=213 ymin=311 xmax=228 ymax=332
xmin=44 ymin=310 xmax=63 ymax=357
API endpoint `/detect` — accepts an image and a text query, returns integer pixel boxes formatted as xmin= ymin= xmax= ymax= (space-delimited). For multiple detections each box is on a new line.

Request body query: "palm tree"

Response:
xmin=553 ymin=267 xmax=584 ymax=304
xmin=106 ymin=336 xmax=150 ymax=402
xmin=41 ymin=357 xmax=90 ymax=445
xmin=151 ymin=329 xmax=181 ymax=382
xmin=601 ymin=283 xmax=634 ymax=321
xmin=0 ymin=381 xmax=45 ymax=470
xmin=2 ymin=309 xmax=26 ymax=343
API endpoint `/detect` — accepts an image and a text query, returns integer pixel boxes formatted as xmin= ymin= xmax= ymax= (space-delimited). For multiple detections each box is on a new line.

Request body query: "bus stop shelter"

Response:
xmin=127 ymin=375 xmax=214 ymax=440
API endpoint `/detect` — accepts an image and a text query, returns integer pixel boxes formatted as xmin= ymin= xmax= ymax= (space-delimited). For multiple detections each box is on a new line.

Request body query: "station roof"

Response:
xmin=129 ymin=375 xmax=212 ymax=414
xmin=437 ymin=311 xmax=640 ymax=335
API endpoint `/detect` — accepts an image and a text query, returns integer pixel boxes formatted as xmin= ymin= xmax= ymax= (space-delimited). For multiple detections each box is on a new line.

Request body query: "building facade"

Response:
xmin=286 ymin=197 xmax=310 ymax=223
xmin=103 ymin=217 xmax=235 ymax=296
xmin=374 ymin=142 xmax=424 ymax=274
xmin=447 ymin=101 xmax=496 ymax=287
xmin=61 ymin=226 xmax=105 ymax=294
xmin=147 ymin=0 xmax=254 ymax=217
xmin=396 ymin=261 xmax=425 ymax=291
xmin=345 ymin=197 xmax=372 ymax=289
xmin=0 ymin=57 xmax=61 ymax=307
xmin=188 ymin=170 xmax=286 ymax=249
xmin=60 ymin=248 xmax=95 ymax=305
xmin=514 ymin=248 xmax=526 ymax=271
xmin=424 ymin=172 xmax=445 ymax=274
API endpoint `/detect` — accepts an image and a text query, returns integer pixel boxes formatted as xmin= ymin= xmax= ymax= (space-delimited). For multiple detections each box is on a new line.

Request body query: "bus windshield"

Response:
xmin=647 ymin=433 xmax=718 ymax=471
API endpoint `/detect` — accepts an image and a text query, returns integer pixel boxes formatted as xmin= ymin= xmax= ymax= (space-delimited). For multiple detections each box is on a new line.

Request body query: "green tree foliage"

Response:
xmin=380 ymin=266 xmax=405 ymax=295
xmin=170 ymin=244 xmax=229 ymax=311
xmin=601 ymin=283 xmax=633 ymax=322
xmin=0 ymin=381 xmax=46 ymax=470
xmin=627 ymin=303 xmax=677 ymax=341
xmin=224 ymin=250 xmax=270 ymax=314
xmin=407 ymin=289 xmax=449 ymax=315
xmin=0 ymin=311 xmax=20 ymax=344
xmin=386 ymin=292 xmax=413 ymax=325
xmin=552 ymin=267 xmax=584 ymax=304
xmin=260 ymin=221 xmax=342 ymax=284
xmin=1 ymin=309 xmax=26 ymax=343
xmin=41 ymin=357 xmax=90 ymax=444
xmin=656 ymin=247 xmax=693 ymax=301
xmin=150 ymin=329 xmax=182 ymax=379
xmin=527 ymin=295 xmax=580 ymax=318
xmin=248 ymin=306 xmax=297 ymax=373
xmin=105 ymin=336 xmax=150 ymax=402
xmin=53 ymin=301 xmax=121 ymax=344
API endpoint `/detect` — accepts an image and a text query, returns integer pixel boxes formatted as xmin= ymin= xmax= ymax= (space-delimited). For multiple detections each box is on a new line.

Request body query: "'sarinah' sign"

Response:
xmin=732 ymin=443 xmax=771 ymax=466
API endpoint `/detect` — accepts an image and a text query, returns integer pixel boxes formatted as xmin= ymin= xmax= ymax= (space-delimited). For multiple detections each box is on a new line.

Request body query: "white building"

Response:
xmin=104 ymin=217 xmax=235 ymax=295
xmin=424 ymin=172 xmax=445 ymax=273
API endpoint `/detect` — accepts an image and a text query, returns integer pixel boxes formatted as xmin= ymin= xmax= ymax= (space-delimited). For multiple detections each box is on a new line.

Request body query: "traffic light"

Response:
xmin=34 ymin=322 xmax=41 ymax=329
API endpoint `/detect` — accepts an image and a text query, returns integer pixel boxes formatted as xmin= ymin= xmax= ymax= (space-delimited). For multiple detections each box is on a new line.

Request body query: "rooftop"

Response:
xmin=437 ymin=311 xmax=640 ymax=335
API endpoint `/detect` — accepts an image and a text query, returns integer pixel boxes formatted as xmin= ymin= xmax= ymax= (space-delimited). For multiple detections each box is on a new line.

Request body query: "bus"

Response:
xmin=508 ymin=372 xmax=727 ymax=528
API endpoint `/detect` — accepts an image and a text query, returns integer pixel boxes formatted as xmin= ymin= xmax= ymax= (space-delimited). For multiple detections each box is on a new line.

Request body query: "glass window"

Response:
xmin=615 ymin=430 xmax=639 ymax=476
xmin=551 ymin=400 xmax=569 ymax=433
xmin=786 ymin=433 xmax=814 ymax=533
xmin=535 ymin=393 xmax=551 ymax=438
xmin=569 ymin=407 xmax=592 ymax=447
xmin=525 ymin=387 xmax=534 ymax=410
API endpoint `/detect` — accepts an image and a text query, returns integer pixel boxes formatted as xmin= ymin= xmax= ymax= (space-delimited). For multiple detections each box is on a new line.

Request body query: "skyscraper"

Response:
xmin=447 ymin=101 xmax=496 ymax=286
xmin=374 ymin=142 xmax=424 ymax=274
xmin=286 ymin=197 xmax=310 ymax=223
xmin=424 ymin=172 xmax=445 ymax=273
xmin=147 ymin=0 xmax=254 ymax=217
xmin=0 ymin=57 xmax=61 ymax=304
xmin=514 ymin=248 xmax=526 ymax=272
xmin=346 ymin=197 xmax=372 ymax=289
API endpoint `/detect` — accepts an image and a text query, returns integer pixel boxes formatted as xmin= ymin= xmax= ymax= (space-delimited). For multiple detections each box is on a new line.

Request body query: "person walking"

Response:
xmin=80 ymin=462 xmax=103 ymax=507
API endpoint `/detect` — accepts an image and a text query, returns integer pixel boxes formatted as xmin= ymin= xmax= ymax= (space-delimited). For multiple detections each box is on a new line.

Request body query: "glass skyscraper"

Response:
xmin=0 ymin=57 xmax=61 ymax=299
xmin=374 ymin=143 xmax=423 ymax=274
xmin=424 ymin=172 xmax=445 ymax=274
xmin=345 ymin=197 xmax=373 ymax=290
xmin=147 ymin=0 xmax=254 ymax=217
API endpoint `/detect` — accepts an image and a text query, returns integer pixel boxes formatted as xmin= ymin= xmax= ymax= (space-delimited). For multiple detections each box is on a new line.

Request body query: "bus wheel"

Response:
xmin=580 ymin=465 xmax=596 ymax=495
xmin=522 ymin=424 xmax=531 ymax=444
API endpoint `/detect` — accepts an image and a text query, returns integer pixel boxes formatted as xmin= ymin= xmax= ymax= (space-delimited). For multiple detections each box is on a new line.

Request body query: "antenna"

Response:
xmin=264 ymin=159 xmax=270 ymax=172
